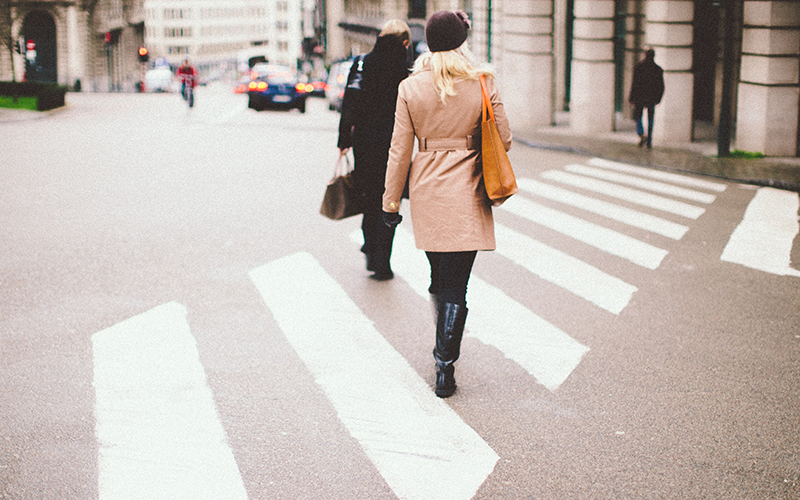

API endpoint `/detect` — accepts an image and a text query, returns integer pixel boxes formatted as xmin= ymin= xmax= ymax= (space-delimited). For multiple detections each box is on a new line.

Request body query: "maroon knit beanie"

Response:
xmin=425 ymin=10 xmax=471 ymax=52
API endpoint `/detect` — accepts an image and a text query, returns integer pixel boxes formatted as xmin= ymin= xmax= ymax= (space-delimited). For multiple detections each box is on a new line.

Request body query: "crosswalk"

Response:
xmin=92 ymin=302 xmax=248 ymax=500
xmin=88 ymin=158 xmax=800 ymax=499
xmin=250 ymin=252 xmax=499 ymax=500
xmin=721 ymin=186 xmax=800 ymax=277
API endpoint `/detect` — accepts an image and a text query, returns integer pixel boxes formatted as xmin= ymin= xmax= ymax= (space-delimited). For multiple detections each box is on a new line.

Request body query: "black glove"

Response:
xmin=382 ymin=211 xmax=403 ymax=228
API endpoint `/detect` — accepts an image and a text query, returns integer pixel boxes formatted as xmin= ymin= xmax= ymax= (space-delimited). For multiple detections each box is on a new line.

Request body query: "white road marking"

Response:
xmin=721 ymin=187 xmax=800 ymax=277
xmin=361 ymin=228 xmax=590 ymax=392
xmin=92 ymin=302 xmax=247 ymax=500
xmin=542 ymin=170 xmax=706 ymax=219
xmin=587 ymin=158 xmax=728 ymax=192
xmin=564 ymin=164 xmax=718 ymax=204
xmin=494 ymin=224 xmax=637 ymax=314
xmin=500 ymin=196 xmax=668 ymax=269
xmin=250 ymin=252 xmax=499 ymax=500
xmin=517 ymin=177 xmax=689 ymax=240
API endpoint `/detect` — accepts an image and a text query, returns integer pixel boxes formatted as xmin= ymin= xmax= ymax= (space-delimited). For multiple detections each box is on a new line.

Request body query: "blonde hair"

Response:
xmin=380 ymin=19 xmax=411 ymax=43
xmin=413 ymin=42 xmax=493 ymax=103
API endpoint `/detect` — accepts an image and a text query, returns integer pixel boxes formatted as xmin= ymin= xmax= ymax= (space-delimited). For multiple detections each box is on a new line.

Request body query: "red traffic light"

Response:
xmin=26 ymin=40 xmax=35 ymax=51
xmin=138 ymin=46 xmax=149 ymax=62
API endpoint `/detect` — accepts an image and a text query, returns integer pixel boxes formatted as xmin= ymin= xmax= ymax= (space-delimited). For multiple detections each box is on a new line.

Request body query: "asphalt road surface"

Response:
xmin=1 ymin=84 xmax=799 ymax=499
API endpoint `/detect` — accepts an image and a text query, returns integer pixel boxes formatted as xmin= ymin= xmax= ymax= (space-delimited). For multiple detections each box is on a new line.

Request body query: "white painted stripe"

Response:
xmin=500 ymin=196 xmax=668 ymax=269
xmin=565 ymin=164 xmax=718 ymax=204
xmin=721 ymin=187 xmax=800 ymax=277
xmin=467 ymin=277 xmax=590 ymax=391
xmin=92 ymin=302 xmax=247 ymax=500
xmin=495 ymin=225 xmax=637 ymax=314
xmin=542 ymin=170 xmax=706 ymax=219
xmin=517 ymin=177 xmax=689 ymax=240
xmin=250 ymin=252 xmax=498 ymax=500
xmin=588 ymin=158 xmax=727 ymax=192
xmin=363 ymin=227 xmax=590 ymax=391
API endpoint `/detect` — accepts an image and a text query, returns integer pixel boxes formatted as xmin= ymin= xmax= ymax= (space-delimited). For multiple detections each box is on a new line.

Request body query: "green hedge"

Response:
xmin=0 ymin=81 xmax=67 ymax=111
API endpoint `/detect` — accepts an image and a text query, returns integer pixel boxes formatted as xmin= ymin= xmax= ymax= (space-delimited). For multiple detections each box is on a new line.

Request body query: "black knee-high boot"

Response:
xmin=433 ymin=302 xmax=467 ymax=398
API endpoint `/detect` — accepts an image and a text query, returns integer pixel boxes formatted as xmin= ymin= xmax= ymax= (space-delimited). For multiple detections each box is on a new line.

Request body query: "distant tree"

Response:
xmin=0 ymin=0 xmax=19 ymax=81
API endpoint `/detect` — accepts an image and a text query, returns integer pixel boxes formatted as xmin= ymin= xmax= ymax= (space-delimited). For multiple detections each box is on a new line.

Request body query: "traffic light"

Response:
xmin=26 ymin=40 xmax=35 ymax=51
xmin=14 ymin=40 xmax=20 ymax=54
xmin=138 ymin=46 xmax=149 ymax=63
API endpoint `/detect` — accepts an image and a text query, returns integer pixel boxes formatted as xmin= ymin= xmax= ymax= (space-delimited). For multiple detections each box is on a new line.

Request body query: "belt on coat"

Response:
xmin=418 ymin=135 xmax=478 ymax=152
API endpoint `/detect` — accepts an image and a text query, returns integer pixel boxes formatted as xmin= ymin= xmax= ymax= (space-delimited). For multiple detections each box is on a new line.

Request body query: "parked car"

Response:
xmin=247 ymin=63 xmax=308 ymax=113
xmin=325 ymin=58 xmax=354 ymax=112
xmin=232 ymin=72 xmax=250 ymax=94
xmin=145 ymin=67 xmax=175 ymax=92
xmin=308 ymin=78 xmax=327 ymax=97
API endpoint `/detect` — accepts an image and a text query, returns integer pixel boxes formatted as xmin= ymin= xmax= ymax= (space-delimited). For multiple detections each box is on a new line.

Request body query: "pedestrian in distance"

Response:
xmin=337 ymin=19 xmax=412 ymax=281
xmin=629 ymin=48 xmax=664 ymax=149
xmin=176 ymin=58 xmax=198 ymax=107
xmin=381 ymin=10 xmax=512 ymax=397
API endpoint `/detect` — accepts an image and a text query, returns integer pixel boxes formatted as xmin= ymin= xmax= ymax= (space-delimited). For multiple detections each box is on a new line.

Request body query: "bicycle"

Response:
xmin=181 ymin=75 xmax=195 ymax=108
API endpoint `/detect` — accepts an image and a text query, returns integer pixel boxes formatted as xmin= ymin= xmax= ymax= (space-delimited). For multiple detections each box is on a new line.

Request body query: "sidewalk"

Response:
xmin=514 ymin=116 xmax=800 ymax=193
xmin=0 ymin=105 xmax=64 ymax=123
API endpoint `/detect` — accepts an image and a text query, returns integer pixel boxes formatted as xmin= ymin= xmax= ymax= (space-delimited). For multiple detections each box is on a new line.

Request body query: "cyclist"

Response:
xmin=176 ymin=58 xmax=198 ymax=107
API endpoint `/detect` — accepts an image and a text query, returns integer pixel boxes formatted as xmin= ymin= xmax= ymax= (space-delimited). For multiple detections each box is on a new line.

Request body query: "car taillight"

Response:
xmin=296 ymin=83 xmax=313 ymax=93
xmin=257 ymin=81 xmax=268 ymax=90
xmin=248 ymin=81 xmax=257 ymax=90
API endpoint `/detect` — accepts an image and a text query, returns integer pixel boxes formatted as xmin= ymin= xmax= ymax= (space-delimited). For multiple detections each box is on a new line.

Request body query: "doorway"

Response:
xmin=23 ymin=11 xmax=58 ymax=83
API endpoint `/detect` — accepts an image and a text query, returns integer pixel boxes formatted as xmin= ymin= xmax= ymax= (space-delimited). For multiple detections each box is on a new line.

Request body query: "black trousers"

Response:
xmin=426 ymin=251 xmax=478 ymax=306
xmin=633 ymin=103 xmax=655 ymax=145
xmin=361 ymin=197 xmax=396 ymax=275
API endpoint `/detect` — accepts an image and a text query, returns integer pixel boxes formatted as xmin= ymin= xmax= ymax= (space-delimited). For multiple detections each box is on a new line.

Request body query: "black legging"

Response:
xmin=426 ymin=251 xmax=478 ymax=306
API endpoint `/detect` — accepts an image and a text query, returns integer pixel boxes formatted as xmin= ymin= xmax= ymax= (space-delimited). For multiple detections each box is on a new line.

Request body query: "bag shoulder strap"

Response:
xmin=479 ymin=75 xmax=495 ymax=123
xmin=334 ymin=151 xmax=352 ymax=177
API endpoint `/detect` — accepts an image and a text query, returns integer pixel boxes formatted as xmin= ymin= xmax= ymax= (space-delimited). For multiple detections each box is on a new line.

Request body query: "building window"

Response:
xmin=408 ymin=0 xmax=425 ymax=19
xmin=164 ymin=8 xmax=189 ymax=19
xmin=165 ymin=27 xmax=192 ymax=37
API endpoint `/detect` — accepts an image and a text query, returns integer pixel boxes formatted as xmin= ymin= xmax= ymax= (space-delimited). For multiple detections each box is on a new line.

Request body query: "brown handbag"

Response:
xmin=480 ymin=75 xmax=517 ymax=200
xmin=320 ymin=151 xmax=362 ymax=220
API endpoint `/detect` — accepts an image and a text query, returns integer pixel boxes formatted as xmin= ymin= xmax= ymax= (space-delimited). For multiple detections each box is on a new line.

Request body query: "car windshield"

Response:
xmin=251 ymin=64 xmax=296 ymax=84
xmin=265 ymin=71 xmax=295 ymax=84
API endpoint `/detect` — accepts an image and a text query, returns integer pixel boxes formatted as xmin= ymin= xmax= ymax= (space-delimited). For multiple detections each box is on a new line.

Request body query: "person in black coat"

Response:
xmin=629 ymin=48 xmax=665 ymax=149
xmin=338 ymin=20 xmax=411 ymax=280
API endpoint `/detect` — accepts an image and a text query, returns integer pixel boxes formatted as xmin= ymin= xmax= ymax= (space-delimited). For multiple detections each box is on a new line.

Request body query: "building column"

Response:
xmin=66 ymin=5 xmax=85 ymax=88
xmin=645 ymin=0 xmax=693 ymax=145
xmin=736 ymin=1 xmax=800 ymax=156
xmin=499 ymin=0 xmax=553 ymax=130
xmin=11 ymin=11 xmax=24 ymax=81
xmin=570 ymin=0 xmax=615 ymax=134
xmin=470 ymin=0 xmax=490 ymax=63
xmin=325 ymin=0 xmax=345 ymax=61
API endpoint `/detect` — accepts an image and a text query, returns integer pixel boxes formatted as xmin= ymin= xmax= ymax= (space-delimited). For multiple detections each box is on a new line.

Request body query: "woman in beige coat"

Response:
xmin=382 ymin=10 xmax=512 ymax=397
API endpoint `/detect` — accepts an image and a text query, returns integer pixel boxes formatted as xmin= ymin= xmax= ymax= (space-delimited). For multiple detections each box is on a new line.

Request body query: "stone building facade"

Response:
xmin=143 ymin=0 xmax=308 ymax=77
xmin=0 ymin=0 xmax=146 ymax=91
xmin=325 ymin=0 xmax=799 ymax=157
